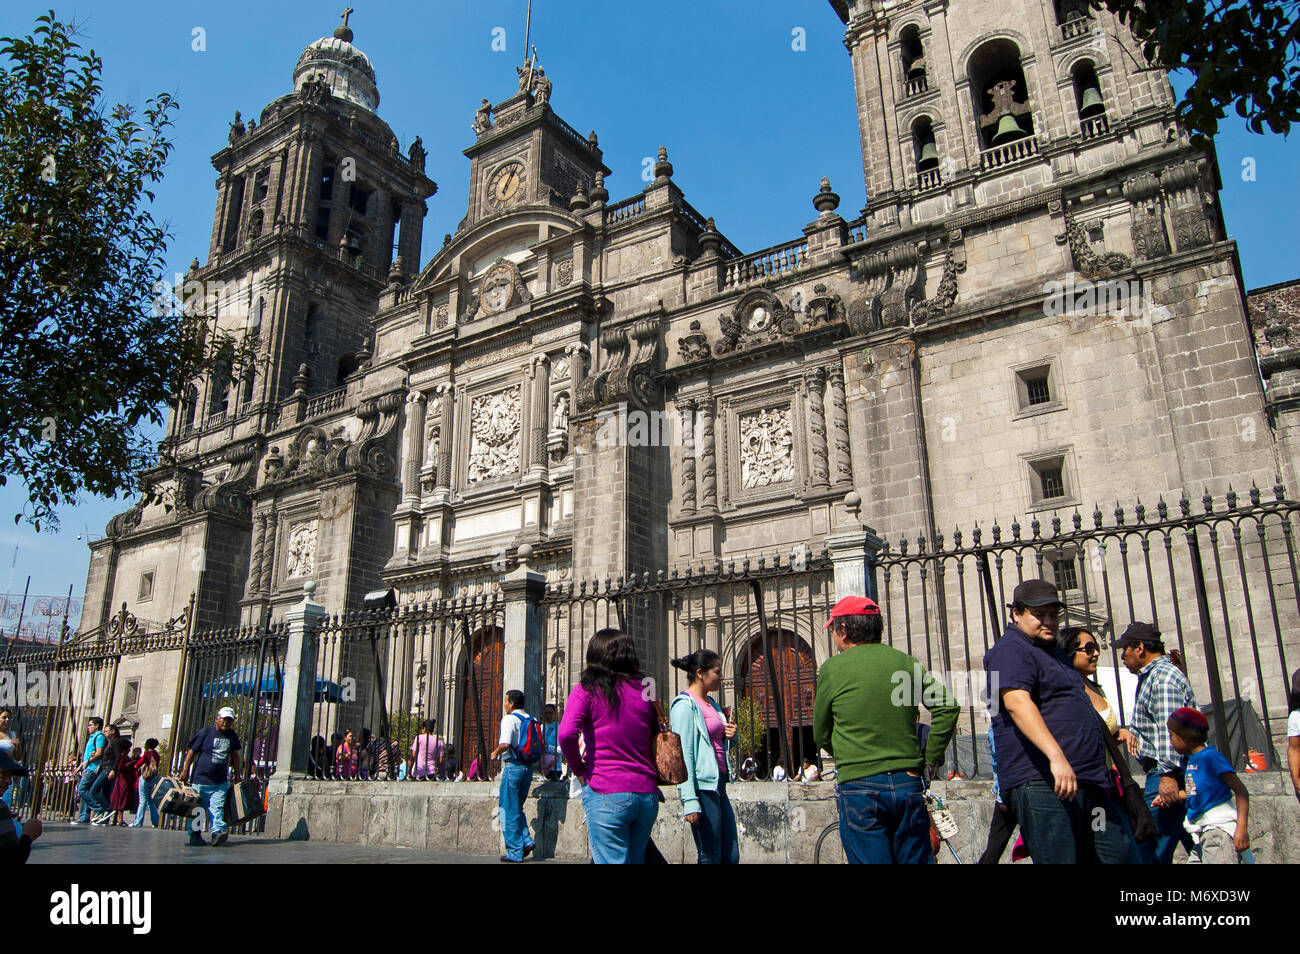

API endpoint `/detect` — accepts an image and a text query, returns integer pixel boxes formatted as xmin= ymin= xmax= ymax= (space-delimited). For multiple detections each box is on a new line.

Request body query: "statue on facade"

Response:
xmin=533 ymin=69 xmax=552 ymax=106
xmin=551 ymin=393 xmax=569 ymax=432
xmin=473 ymin=99 xmax=494 ymax=134
xmin=228 ymin=110 xmax=245 ymax=145
xmin=408 ymin=136 xmax=427 ymax=171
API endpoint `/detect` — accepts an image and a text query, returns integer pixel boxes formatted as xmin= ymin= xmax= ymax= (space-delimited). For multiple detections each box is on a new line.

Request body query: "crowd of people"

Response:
xmin=2 ymin=577 xmax=1298 ymax=864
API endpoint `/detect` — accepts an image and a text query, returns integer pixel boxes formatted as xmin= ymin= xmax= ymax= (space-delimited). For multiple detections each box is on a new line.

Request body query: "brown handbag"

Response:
xmin=652 ymin=699 xmax=689 ymax=785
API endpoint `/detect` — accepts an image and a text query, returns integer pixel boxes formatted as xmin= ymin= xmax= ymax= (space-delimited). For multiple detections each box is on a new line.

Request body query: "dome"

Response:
xmin=292 ymin=25 xmax=380 ymax=112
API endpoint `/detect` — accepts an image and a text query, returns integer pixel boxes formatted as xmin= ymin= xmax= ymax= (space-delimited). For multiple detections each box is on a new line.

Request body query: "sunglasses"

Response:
xmin=1075 ymin=642 xmax=1100 ymax=655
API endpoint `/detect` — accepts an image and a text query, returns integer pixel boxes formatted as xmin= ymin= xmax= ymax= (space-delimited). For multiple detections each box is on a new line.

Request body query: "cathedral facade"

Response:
xmin=80 ymin=2 xmax=1297 ymax=752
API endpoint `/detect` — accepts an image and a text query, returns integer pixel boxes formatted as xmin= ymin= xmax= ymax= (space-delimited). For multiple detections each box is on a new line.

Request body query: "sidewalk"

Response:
xmin=28 ymin=823 xmax=551 ymax=864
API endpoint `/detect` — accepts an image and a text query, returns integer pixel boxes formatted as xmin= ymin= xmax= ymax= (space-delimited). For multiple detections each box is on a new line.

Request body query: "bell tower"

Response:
xmin=176 ymin=12 xmax=437 ymax=445
xmin=830 ymin=0 xmax=1182 ymax=231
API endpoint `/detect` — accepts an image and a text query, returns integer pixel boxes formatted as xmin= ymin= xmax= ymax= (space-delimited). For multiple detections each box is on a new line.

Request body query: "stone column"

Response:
xmin=828 ymin=366 xmax=853 ymax=485
xmin=825 ymin=527 xmax=886 ymax=603
xmin=260 ymin=508 xmax=278 ymax=593
xmin=276 ymin=581 xmax=327 ymax=776
xmin=402 ymin=390 xmax=427 ymax=506
xmin=805 ymin=368 xmax=830 ymax=491
xmin=247 ymin=512 xmax=267 ymax=598
xmin=501 ymin=544 xmax=546 ymax=711
xmin=717 ymin=396 xmax=731 ymax=508
xmin=527 ymin=355 xmax=550 ymax=479
xmin=699 ymin=393 xmax=718 ymax=512
xmin=433 ymin=384 xmax=454 ymax=498
xmin=678 ymin=398 xmax=697 ymax=515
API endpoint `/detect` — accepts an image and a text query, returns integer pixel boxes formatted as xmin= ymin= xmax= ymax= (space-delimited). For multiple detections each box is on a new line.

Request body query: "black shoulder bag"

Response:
xmin=1097 ymin=714 xmax=1158 ymax=844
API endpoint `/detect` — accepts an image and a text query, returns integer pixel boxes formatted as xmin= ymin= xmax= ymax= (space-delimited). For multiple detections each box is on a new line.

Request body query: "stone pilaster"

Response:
xmin=699 ymin=393 xmax=718 ymax=512
xmin=678 ymin=398 xmax=697 ymax=515
xmin=501 ymin=545 xmax=546 ymax=711
xmin=828 ymin=366 xmax=853 ymax=485
xmin=401 ymin=389 xmax=427 ymax=506
xmin=276 ymin=581 xmax=327 ymax=777
xmin=805 ymin=368 xmax=830 ymax=491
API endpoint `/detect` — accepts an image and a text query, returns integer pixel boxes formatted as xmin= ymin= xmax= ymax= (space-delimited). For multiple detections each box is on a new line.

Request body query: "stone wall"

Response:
xmin=265 ymin=772 xmax=1300 ymax=863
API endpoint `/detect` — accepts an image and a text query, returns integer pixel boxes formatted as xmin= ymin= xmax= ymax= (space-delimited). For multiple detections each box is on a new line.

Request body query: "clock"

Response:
xmin=485 ymin=160 xmax=526 ymax=211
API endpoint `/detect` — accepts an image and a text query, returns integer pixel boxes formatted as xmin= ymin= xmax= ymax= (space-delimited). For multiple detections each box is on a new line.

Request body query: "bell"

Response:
xmin=917 ymin=142 xmax=939 ymax=170
xmin=906 ymin=54 xmax=926 ymax=81
xmin=345 ymin=233 xmax=363 ymax=255
xmin=1079 ymin=86 xmax=1105 ymax=117
xmin=991 ymin=113 xmax=1027 ymax=145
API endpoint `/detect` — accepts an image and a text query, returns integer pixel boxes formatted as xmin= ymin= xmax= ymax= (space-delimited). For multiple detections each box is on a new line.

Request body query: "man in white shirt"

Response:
xmin=490 ymin=690 xmax=536 ymax=862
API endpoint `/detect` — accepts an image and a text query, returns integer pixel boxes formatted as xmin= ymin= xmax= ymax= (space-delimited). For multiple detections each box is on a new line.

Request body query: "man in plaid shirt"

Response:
xmin=1117 ymin=622 xmax=1197 ymax=863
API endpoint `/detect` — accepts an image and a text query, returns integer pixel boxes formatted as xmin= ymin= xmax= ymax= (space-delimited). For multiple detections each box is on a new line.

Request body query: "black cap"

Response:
xmin=1011 ymin=579 xmax=1063 ymax=608
xmin=1116 ymin=621 xmax=1163 ymax=649
xmin=0 ymin=751 xmax=26 ymax=776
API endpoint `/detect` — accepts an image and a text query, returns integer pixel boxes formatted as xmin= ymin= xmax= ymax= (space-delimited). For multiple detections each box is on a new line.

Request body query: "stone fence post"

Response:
xmin=825 ymin=524 xmax=885 ymax=603
xmin=501 ymin=543 xmax=546 ymax=712
xmin=276 ymin=580 xmax=327 ymax=777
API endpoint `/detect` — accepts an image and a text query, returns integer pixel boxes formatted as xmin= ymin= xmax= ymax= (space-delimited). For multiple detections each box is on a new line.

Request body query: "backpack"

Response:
xmin=509 ymin=712 xmax=545 ymax=765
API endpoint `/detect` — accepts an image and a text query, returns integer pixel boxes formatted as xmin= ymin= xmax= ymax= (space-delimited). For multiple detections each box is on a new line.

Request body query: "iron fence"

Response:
xmin=874 ymin=486 xmax=1300 ymax=777
xmin=541 ymin=553 xmax=837 ymax=781
xmin=307 ymin=595 xmax=505 ymax=783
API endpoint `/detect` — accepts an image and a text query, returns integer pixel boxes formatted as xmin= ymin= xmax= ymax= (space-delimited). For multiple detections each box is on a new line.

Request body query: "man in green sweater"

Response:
xmin=814 ymin=595 xmax=960 ymax=863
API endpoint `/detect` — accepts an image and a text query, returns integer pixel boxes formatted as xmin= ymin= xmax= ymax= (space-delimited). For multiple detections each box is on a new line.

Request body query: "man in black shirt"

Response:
xmin=179 ymin=706 xmax=243 ymax=847
xmin=0 ymin=751 xmax=40 ymax=862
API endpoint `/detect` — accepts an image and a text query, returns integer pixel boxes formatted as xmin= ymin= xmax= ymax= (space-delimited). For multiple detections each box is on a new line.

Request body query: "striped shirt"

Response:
xmin=1127 ymin=654 xmax=1196 ymax=774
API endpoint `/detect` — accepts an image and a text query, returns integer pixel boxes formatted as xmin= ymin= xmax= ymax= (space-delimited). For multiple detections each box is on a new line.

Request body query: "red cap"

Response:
xmin=824 ymin=595 xmax=881 ymax=628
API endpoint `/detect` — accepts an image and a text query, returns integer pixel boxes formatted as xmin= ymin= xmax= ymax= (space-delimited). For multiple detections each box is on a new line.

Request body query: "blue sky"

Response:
xmin=1 ymin=0 xmax=1297 ymax=607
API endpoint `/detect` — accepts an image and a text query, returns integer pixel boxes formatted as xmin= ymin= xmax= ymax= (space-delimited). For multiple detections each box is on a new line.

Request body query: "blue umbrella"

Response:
xmin=202 ymin=665 xmax=343 ymax=702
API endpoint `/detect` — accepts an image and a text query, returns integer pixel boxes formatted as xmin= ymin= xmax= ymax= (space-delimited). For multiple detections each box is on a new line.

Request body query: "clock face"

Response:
xmin=486 ymin=161 xmax=526 ymax=211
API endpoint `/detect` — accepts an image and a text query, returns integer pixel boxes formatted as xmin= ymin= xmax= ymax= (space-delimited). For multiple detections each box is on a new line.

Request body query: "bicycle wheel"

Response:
xmin=814 ymin=822 xmax=847 ymax=863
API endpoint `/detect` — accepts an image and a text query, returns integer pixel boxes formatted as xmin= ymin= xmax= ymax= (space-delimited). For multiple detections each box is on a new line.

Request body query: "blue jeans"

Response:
xmin=132 ymin=775 xmax=159 ymax=827
xmin=690 ymin=779 xmax=739 ymax=864
xmin=192 ymin=781 xmax=230 ymax=835
xmin=1009 ymin=779 xmax=1133 ymax=864
xmin=581 ymin=788 xmax=658 ymax=864
xmin=836 ymin=771 xmax=933 ymax=864
xmin=498 ymin=761 xmax=534 ymax=861
xmin=1139 ymin=771 xmax=1194 ymax=864
xmin=77 ymin=769 xmax=107 ymax=821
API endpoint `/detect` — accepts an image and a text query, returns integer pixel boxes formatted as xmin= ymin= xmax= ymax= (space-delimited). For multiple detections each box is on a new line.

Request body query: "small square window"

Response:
xmin=1026 ymin=374 xmax=1052 ymax=406
xmin=1053 ymin=557 xmax=1079 ymax=591
xmin=1015 ymin=364 xmax=1059 ymax=413
xmin=123 ymin=678 xmax=141 ymax=714
xmin=1029 ymin=456 xmax=1070 ymax=505
xmin=138 ymin=571 xmax=155 ymax=602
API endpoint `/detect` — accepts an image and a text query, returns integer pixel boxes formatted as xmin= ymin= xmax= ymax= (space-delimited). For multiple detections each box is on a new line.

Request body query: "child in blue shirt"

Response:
xmin=1166 ymin=707 xmax=1250 ymax=864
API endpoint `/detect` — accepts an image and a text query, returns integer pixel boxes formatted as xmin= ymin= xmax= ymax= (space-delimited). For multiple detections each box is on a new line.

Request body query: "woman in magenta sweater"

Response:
xmin=558 ymin=628 xmax=660 ymax=863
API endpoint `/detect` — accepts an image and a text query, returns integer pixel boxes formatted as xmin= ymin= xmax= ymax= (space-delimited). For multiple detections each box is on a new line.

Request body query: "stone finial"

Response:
xmin=844 ymin=490 xmax=862 ymax=520
xmin=569 ymin=182 xmax=590 ymax=211
xmin=697 ymin=216 xmax=723 ymax=260
xmin=590 ymin=171 xmax=609 ymax=205
xmin=188 ymin=257 xmax=200 ymax=275
xmin=388 ymin=255 xmax=405 ymax=285
xmin=303 ymin=579 xmax=318 ymax=600
xmin=293 ymin=363 xmax=311 ymax=394
xmin=814 ymin=177 xmax=841 ymax=215
xmin=334 ymin=6 xmax=355 ymax=42
xmin=588 ymin=130 xmax=598 ymax=147
xmin=654 ymin=146 xmax=673 ymax=180
xmin=516 ymin=542 xmax=534 ymax=568
xmin=443 ymin=233 xmax=452 ymax=247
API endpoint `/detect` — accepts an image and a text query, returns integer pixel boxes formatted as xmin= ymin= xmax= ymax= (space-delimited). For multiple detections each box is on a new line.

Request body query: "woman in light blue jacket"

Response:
xmin=669 ymin=649 xmax=739 ymax=864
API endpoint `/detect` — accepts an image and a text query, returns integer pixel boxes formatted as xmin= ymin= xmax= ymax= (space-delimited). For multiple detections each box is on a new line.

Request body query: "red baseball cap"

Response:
xmin=823 ymin=595 xmax=881 ymax=628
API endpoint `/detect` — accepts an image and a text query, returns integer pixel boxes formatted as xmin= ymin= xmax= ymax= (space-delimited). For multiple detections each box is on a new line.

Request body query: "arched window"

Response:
xmin=250 ymin=296 xmax=264 ymax=340
xmin=912 ymin=116 xmax=941 ymax=188
xmin=900 ymin=25 xmax=927 ymax=96
xmin=337 ymin=352 xmax=359 ymax=386
xmin=968 ymin=39 xmax=1035 ymax=152
xmin=304 ymin=303 xmax=321 ymax=356
xmin=240 ymin=368 xmax=255 ymax=407
xmin=208 ymin=364 xmax=231 ymax=417
xmin=180 ymin=385 xmax=198 ymax=433
xmin=1072 ymin=61 xmax=1108 ymax=137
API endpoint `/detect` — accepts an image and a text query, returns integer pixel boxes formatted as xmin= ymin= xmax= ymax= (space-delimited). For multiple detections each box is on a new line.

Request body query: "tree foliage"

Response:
xmin=0 ymin=13 xmax=241 ymax=530
xmin=1095 ymin=0 xmax=1300 ymax=144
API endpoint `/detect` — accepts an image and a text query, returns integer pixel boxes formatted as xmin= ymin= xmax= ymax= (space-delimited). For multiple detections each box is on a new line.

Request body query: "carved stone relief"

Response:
xmin=738 ymin=407 xmax=795 ymax=490
xmin=285 ymin=522 xmax=318 ymax=579
xmin=467 ymin=386 xmax=521 ymax=483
